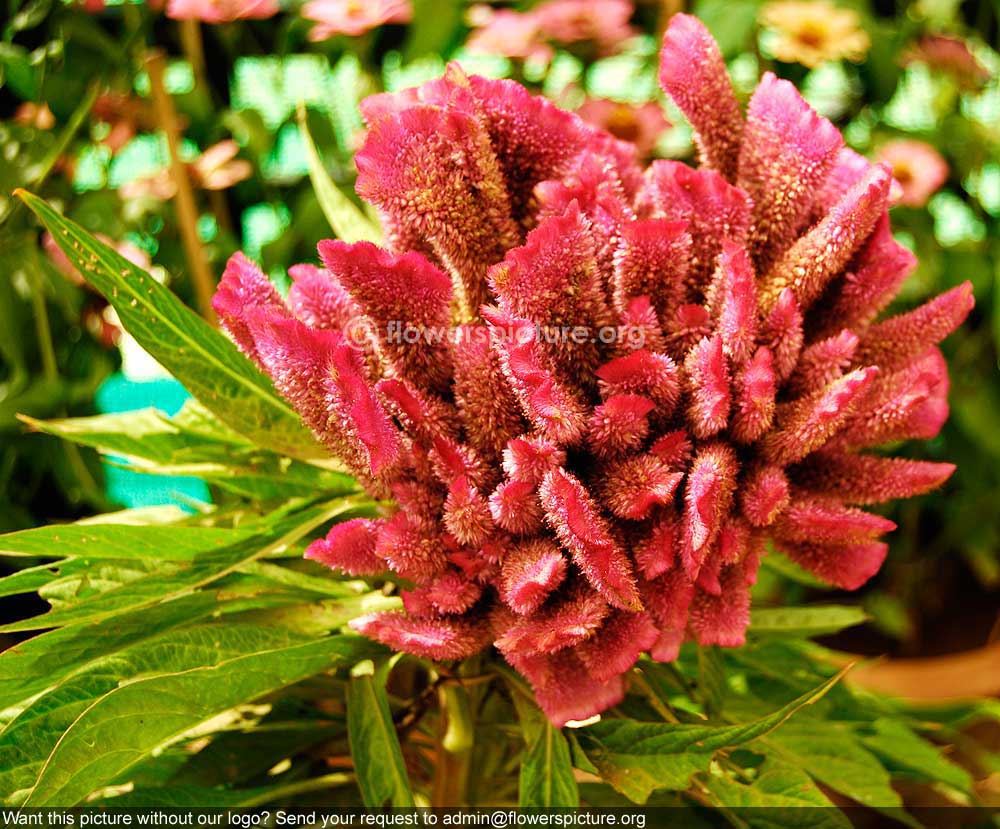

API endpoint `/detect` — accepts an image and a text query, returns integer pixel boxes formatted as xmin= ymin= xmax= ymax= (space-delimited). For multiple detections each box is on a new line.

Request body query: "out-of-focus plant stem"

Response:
xmin=145 ymin=48 xmax=217 ymax=323
xmin=432 ymin=681 xmax=474 ymax=805
xmin=178 ymin=19 xmax=233 ymax=237
xmin=24 ymin=249 xmax=102 ymax=505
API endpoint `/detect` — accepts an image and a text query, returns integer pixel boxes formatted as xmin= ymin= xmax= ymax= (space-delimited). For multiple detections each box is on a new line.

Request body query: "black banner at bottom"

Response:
xmin=0 ymin=808 xmax=996 ymax=829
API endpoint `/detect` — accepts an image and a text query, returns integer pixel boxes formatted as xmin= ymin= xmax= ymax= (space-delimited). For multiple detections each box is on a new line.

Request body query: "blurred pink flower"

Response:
xmin=466 ymin=7 xmax=553 ymax=62
xmin=14 ymin=102 xmax=55 ymax=130
xmin=534 ymin=0 xmax=636 ymax=56
xmin=577 ymin=99 xmax=669 ymax=157
xmin=303 ymin=0 xmax=411 ymax=40
xmin=93 ymin=92 xmax=163 ymax=155
xmin=876 ymin=140 xmax=948 ymax=207
xmin=120 ymin=140 xmax=252 ymax=201
xmin=166 ymin=0 xmax=278 ymax=23
xmin=903 ymin=34 xmax=991 ymax=91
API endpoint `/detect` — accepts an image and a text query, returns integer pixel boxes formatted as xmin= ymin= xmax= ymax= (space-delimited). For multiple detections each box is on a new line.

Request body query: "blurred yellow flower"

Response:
xmin=759 ymin=1 xmax=870 ymax=68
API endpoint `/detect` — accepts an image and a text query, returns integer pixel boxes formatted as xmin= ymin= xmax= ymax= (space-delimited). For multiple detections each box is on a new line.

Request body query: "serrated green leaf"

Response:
xmin=0 ymin=594 xmax=219 ymax=714
xmin=749 ymin=605 xmax=869 ymax=638
xmin=511 ymin=692 xmax=579 ymax=807
xmin=0 ymin=498 xmax=368 ymax=633
xmin=346 ymin=663 xmax=414 ymax=807
xmin=760 ymin=721 xmax=912 ymax=820
xmin=296 ymin=105 xmax=381 ymax=244
xmin=701 ymin=758 xmax=850 ymax=829
xmin=22 ymin=404 xmax=355 ymax=501
xmin=0 ymin=523 xmax=252 ymax=561
xmin=14 ymin=190 xmax=322 ymax=461
xmin=22 ymin=633 xmax=379 ymax=805
xmin=575 ymin=669 xmax=845 ymax=803
xmin=861 ymin=719 xmax=973 ymax=794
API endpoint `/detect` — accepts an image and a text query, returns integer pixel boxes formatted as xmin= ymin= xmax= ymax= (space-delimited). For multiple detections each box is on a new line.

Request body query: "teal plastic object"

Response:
xmin=95 ymin=375 xmax=211 ymax=510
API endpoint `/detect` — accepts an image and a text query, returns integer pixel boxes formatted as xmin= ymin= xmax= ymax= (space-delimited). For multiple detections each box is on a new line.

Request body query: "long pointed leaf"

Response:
xmin=346 ymin=662 xmax=414 ymax=807
xmin=14 ymin=190 xmax=322 ymax=460
xmin=297 ymin=104 xmax=382 ymax=244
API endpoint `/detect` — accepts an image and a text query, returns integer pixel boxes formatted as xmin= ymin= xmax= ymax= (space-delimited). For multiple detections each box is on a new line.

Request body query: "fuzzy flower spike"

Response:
xmin=213 ymin=16 xmax=973 ymax=726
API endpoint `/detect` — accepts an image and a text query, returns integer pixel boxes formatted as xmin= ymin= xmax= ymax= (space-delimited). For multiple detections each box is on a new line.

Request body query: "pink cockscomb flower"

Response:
xmin=214 ymin=17 xmax=972 ymax=726
xmin=303 ymin=0 xmax=411 ymax=40
xmin=167 ymin=0 xmax=278 ymax=22
xmin=876 ymin=140 xmax=949 ymax=208
xmin=577 ymin=99 xmax=669 ymax=158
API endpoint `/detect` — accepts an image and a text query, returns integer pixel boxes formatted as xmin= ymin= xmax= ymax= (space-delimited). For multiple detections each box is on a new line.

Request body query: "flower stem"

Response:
xmin=144 ymin=48 xmax=216 ymax=323
xmin=432 ymin=681 xmax=474 ymax=805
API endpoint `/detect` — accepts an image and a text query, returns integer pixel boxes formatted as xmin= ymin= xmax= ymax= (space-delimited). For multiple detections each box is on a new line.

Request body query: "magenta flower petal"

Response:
xmin=681 ymin=442 xmax=738 ymax=578
xmin=213 ymin=252 xmax=287 ymax=367
xmin=508 ymin=649 xmax=626 ymax=728
xmin=761 ymin=164 xmax=893 ymax=312
xmin=738 ymin=72 xmax=843 ymax=264
xmin=540 ymin=469 xmax=642 ymax=611
xmin=740 ymin=465 xmax=790 ymax=527
xmin=499 ymin=538 xmax=568 ymax=615
xmin=319 ymin=240 xmax=453 ymax=391
xmin=659 ymin=14 xmax=743 ymax=179
xmin=856 ymin=282 xmax=975 ymax=371
xmin=685 ymin=335 xmax=731 ymax=438
xmin=794 ymin=452 xmax=955 ymax=505
xmin=489 ymin=478 xmax=545 ymax=536
xmin=305 ymin=518 xmax=385 ymax=576
xmin=776 ymin=539 xmax=888 ymax=591
xmin=287 ymin=264 xmax=364 ymax=332
xmin=351 ymin=611 xmax=490 ymax=660
xmin=599 ymin=454 xmax=683 ymax=519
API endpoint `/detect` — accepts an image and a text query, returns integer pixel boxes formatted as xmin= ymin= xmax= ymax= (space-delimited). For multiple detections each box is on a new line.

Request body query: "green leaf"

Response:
xmin=14 ymin=190 xmax=322 ymax=461
xmin=0 ymin=594 xmax=220 ymax=714
xmin=91 ymin=774 xmax=353 ymax=807
xmin=697 ymin=645 xmax=727 ymax=716
xmin=22 ymin=633 xmax=379 ymax=805
xmin=0 ymin=498 xmax=367 ymax=632
xmin=296 ymin=104 xmax=381 ymax=244
xmin=346 ymin=662 xmax=414 ymax=807
xmin=0 ymin=523 xmax=252 ymax=561
xmin=701 ymin=758 xmax=851 ymax=829
xmin=512 ymin=692 xmax=579 ymax=807
xmin=23 ymin=403 xmax=356 ymax=500
xmin=575 ymin=669 xmax=845 ymax=803
xmin=860 ymin=719 xmax=973 ymax=794
xmin=749 ymin=605 xmax=869 ymax=638
xmin=761 ymin=550 xmax=833 ymax=589
xmin=761 ymin=721 xmax=911 ymax=819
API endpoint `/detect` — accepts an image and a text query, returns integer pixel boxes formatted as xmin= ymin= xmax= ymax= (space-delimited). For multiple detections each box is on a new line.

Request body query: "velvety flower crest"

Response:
xmin=214 ymin=15 xmax=972 ymax=725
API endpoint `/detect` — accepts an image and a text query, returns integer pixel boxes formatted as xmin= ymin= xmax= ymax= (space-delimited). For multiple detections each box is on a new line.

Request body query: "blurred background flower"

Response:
xmin=759 ymin=0 xmax=870 ymax=67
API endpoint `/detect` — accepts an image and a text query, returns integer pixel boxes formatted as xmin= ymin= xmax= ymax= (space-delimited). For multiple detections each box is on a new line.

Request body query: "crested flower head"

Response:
xmin=876 ymin=139 xmax=949 ymax=207
xmin=214 ymin=15 xmax=971 ymax=726
xmin=759 ymin=0 xmax=870 ymax=68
